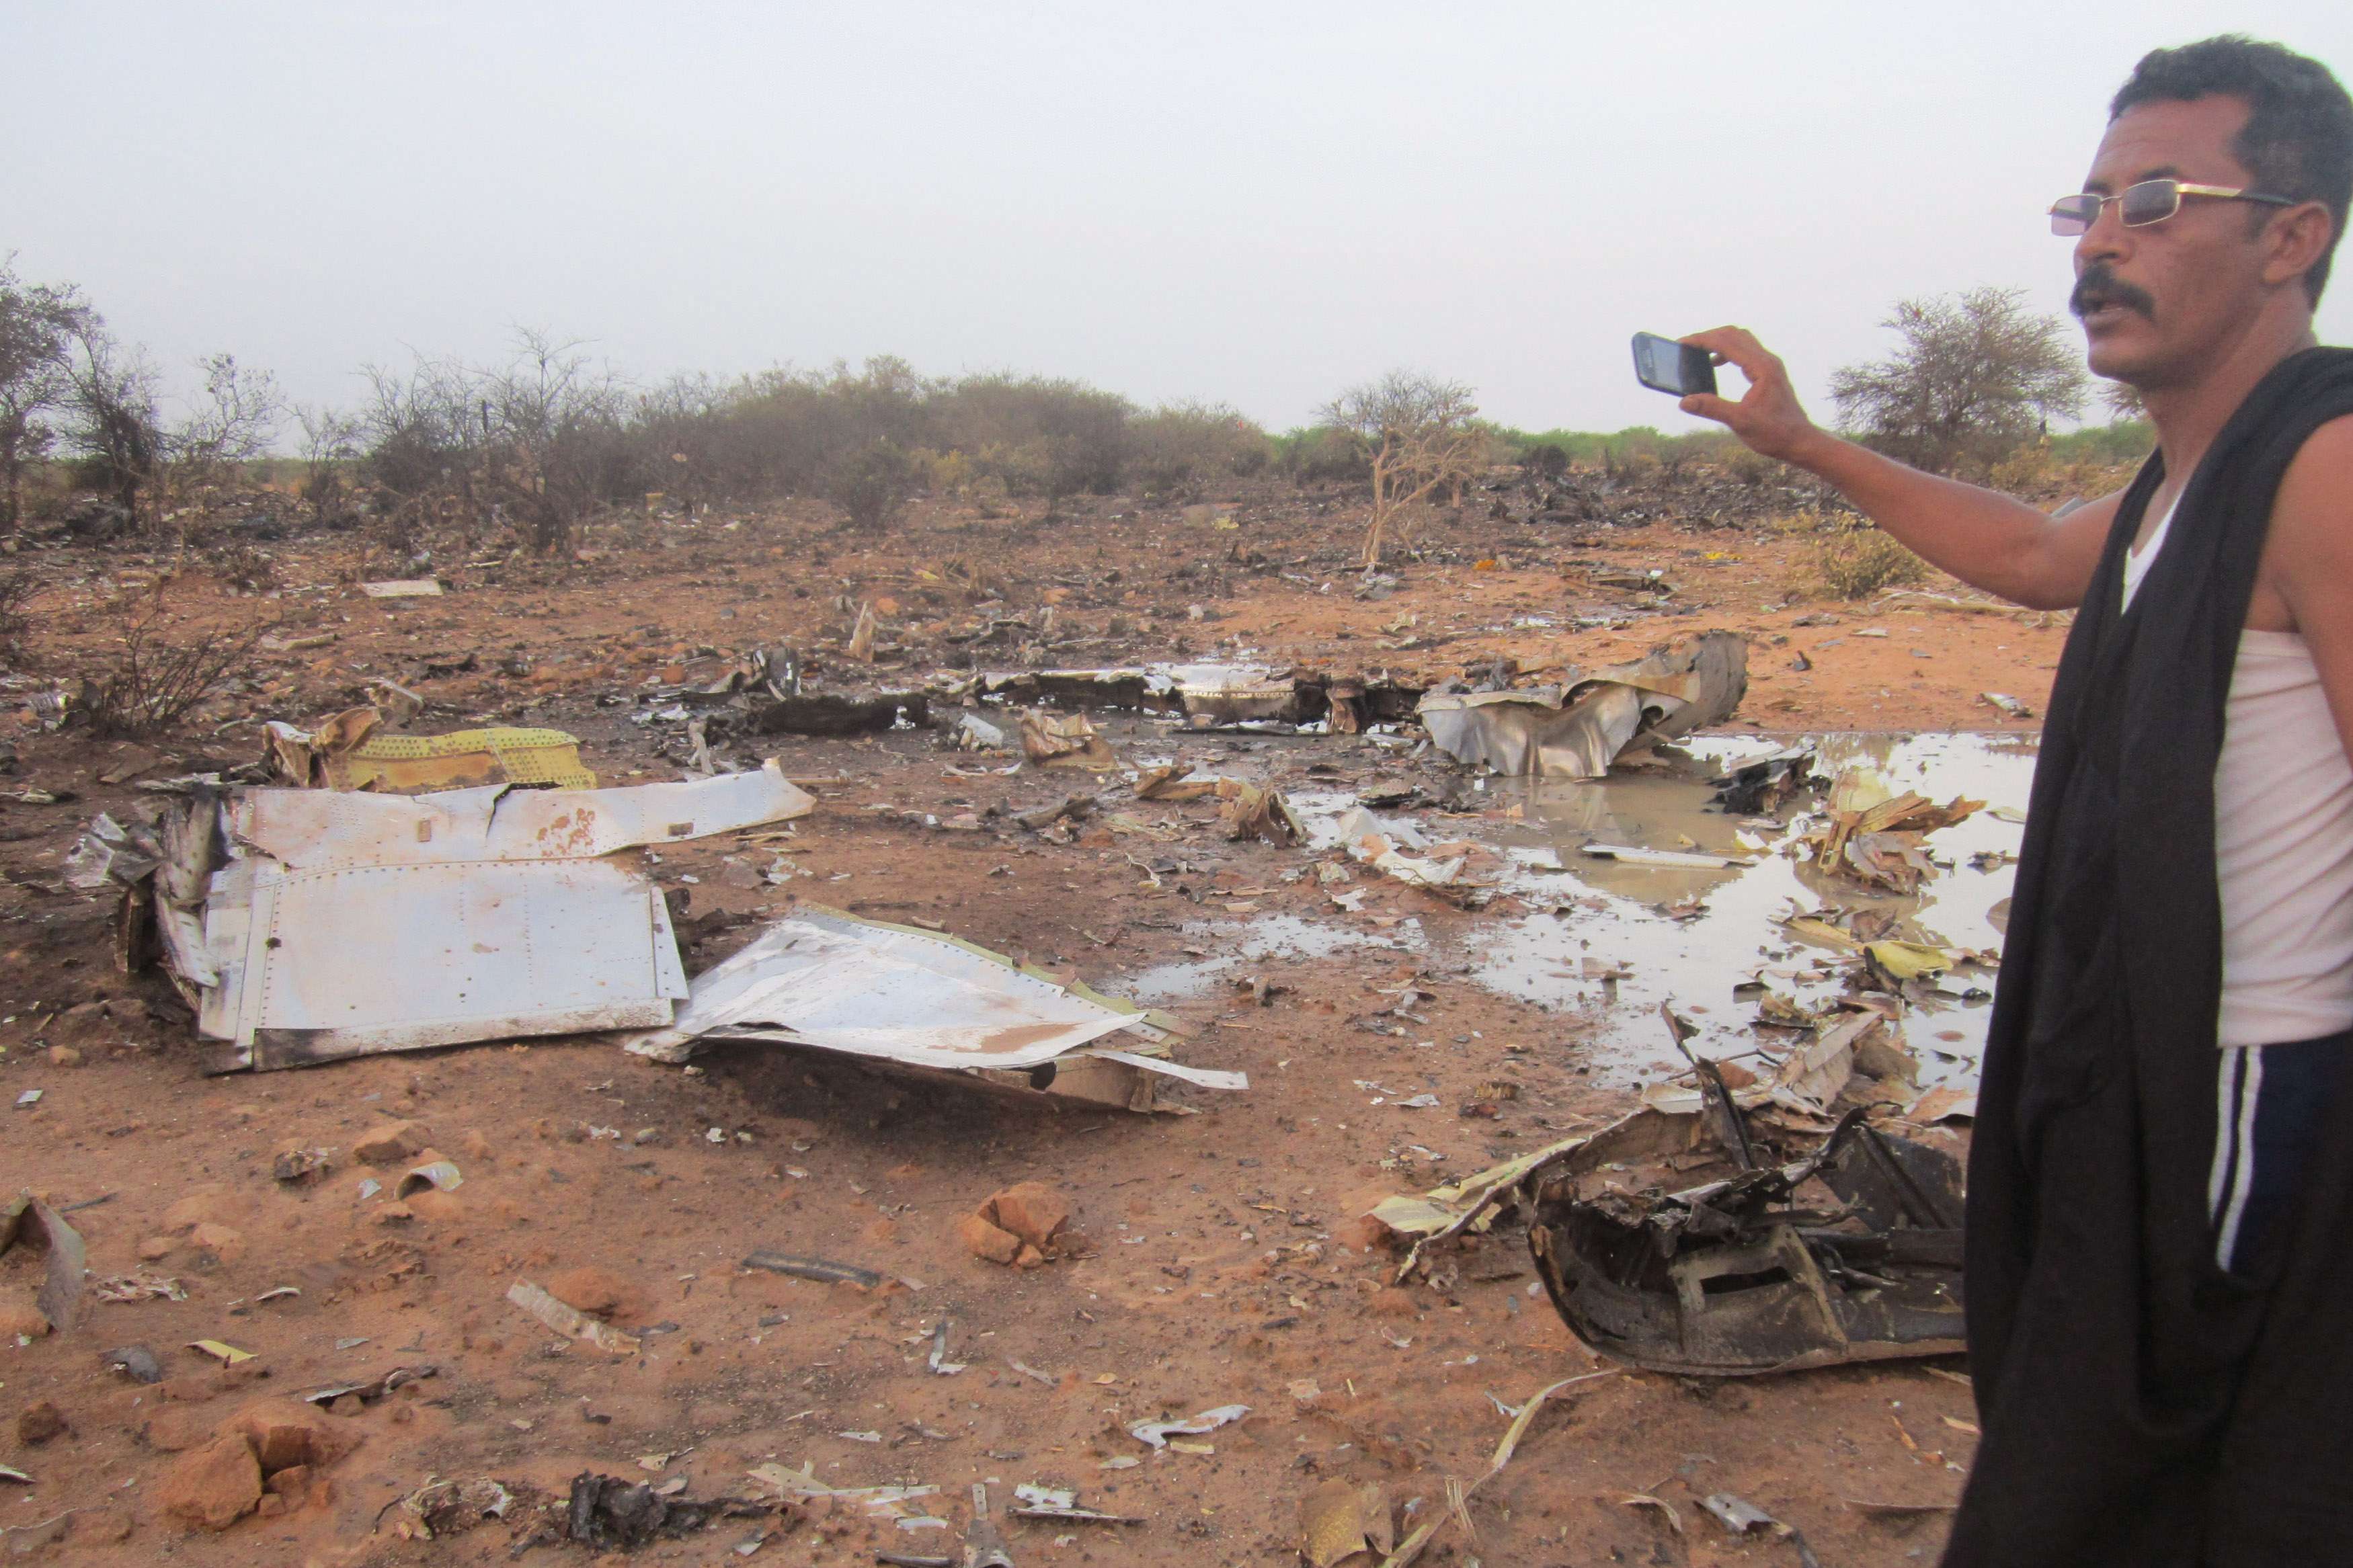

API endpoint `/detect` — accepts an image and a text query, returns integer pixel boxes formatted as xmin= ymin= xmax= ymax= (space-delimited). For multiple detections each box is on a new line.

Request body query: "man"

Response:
xmin=1678 ymin=36 xmax=2353 ymax=1567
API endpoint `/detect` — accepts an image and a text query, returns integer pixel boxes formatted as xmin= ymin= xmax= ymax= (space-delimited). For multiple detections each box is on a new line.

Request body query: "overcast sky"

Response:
xmin=6 ymin=2 xmax=2350 ymax=438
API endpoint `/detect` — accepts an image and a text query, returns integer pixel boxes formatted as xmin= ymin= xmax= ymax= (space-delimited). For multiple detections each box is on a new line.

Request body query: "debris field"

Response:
xmin=0 ymin=483 xmax=2067 ymax=1564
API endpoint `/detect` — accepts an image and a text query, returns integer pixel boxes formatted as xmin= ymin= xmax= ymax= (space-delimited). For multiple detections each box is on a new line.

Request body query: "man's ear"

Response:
xmin=2263 ymin=200 xmax=2337 ymax=293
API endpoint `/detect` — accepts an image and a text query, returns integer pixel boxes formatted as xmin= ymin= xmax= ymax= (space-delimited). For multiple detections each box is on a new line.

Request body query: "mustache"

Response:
xmin=2071 ymin=263 xmax=2156 ymax=321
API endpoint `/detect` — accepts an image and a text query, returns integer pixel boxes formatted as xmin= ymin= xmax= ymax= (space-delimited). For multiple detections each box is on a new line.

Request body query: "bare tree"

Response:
xmin=293 ymin=402 xmax=364 ymax=524
xmin=0 ymin=259 xmax=94 ymax=532
xmin=1828 ymin=286 xmax=2088 ymax=477
xmin=1318 ymin=370 xmax=1484 ymax=568
xmin=61 ymin=320 xmax=163 ymax=520
xmin=480 ymin=329 xmax=633 ymax=554
xmin=163 ymin=352 xmax=282 ymax=505
xmin=357 ymin=331 xmax=634 ymax=558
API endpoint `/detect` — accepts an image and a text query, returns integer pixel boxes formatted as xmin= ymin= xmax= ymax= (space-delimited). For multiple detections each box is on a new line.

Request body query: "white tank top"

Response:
xmin=2123 ymin=500 xmax=2353 ymax=1045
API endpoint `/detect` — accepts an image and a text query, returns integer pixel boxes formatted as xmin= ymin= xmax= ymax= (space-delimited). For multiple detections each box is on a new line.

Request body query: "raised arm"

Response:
xmin=1677 ymin=326 xmax=2120 ymax=611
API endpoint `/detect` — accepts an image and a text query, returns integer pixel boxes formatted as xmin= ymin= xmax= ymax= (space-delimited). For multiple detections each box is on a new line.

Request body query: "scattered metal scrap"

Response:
xmin=617 ymin=905 xmax=1241 ymax=1112
xmin=93 ymin=764 xmax=811 ymax=1071
xmin=1528 ymin=1106 xmax=1964 ymax=1375
xmin=1 ymin=1192 xmax=87 ymax=1333
xmin=1419 ymin=631 xmax=1748 ymax=778
xmin=1367 ymin=1003 xmax=1966 ymax=1374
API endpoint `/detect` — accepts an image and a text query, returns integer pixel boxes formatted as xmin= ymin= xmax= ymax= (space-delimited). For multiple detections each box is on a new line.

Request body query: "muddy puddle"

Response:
xmin=1128 ymin=731 xmax=2034 ymax=1091
xmin=1122 ymin=910 xmax=1423 ymax=1003
xmin=1460 ymin=732 xmax=2032 ymax=1086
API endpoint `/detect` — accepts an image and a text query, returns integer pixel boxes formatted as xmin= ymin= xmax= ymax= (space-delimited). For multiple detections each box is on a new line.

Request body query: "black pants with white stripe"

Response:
xmin=2209 ymin=1030 xmax=2351 ymax=1274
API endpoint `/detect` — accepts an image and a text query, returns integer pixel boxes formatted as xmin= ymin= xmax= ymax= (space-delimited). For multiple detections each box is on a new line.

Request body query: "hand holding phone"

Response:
xmin=1631 ymin=332 xmax=1717 ymax=398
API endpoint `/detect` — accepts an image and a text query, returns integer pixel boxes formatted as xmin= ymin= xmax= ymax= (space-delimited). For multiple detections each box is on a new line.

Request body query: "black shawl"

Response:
xmin=1947 ymin=346 xmax=2353 ymax=1566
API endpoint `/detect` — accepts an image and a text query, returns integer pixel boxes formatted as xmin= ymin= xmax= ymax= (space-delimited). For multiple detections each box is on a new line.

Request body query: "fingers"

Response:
xmin=1679 ymin=327 xmax=1781 ymax=385
xmin=1679 ymin=393 xmax=1739 ymax=425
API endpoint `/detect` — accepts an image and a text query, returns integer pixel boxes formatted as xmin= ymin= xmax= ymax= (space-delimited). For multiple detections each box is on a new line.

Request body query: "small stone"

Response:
xmin=327 ymin=1394 xmax=364 ymax=1418
xmin=1368 ymin=1287 xmax=1421 ymax=1319
xmin=404 ymin=1188 xmax=463 ymax=1223
xmin=352 ymin=1119 xmax=432 ymax=1167
xmin=458 ymin=1128 xmax=492 ymax=1162
xmin=981 ymin=1181 xmax=1070 ymax=1253
xmin=955 ymin=1211 xmax=1021 ymax=1266
xmin=189 ymin=1222 xmax=245 ymax=1264
xmin=223 ymin=1397 xmax=360 ymax=1473
xmin=161 ymin=1186 xmax=229 ymax=1235
xmin=16 ymin=1399 xmax=67 ymax=1444
xmin=0 ymin=1286 xmax=52 ymax=1340
xmin=264 ymin=1463 xmax=312 ymax=1502
xmin=543 ymin=1266 xmax=644 ymax=1323
xmin=372 ymin=1202 xmax=413 ymax=1226
xmin=137 ymin=1235 xmax=177 ymax=1262
xmin=140 ymin=1406 xmax=216 ymax=1452
xmin=158 ymin=1434 xmax=263 ymax=1531
xmin=45 ymin=1044 xmax=82 ymax=1067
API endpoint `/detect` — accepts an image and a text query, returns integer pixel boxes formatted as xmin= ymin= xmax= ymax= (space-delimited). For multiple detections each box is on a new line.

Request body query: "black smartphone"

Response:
xmin=1631 ymin=332 xmax=1716 ymax=398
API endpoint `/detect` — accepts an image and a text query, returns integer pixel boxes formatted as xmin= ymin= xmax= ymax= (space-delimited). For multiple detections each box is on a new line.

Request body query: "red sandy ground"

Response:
xmin=0 ymin=480 xmax=2067 ymax=1565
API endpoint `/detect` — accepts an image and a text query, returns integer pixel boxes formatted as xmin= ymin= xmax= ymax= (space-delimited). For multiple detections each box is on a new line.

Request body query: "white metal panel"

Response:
xmin=620 ymin=907 xmax=1145 ymax=1070
xmin=235 ymin=859 xmax=676 ymax=1056
xmin=230 ymin=761 xmax=814 ymax=869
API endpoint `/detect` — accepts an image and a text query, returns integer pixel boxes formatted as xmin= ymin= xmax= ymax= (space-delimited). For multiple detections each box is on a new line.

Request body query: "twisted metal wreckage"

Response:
xmin=77 ymin=754 xmax=1234 ymax=1111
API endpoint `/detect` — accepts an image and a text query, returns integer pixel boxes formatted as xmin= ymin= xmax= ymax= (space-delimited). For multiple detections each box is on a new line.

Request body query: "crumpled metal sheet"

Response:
xmin=620 ymin=905 xmax=1167 ymax=1071
xmin=1527 ymin=1110 xmax=1966 ymax=1375
xmin=141 ymin=766 xmax=811 ymax=1072
xmin=230 ymin=760 xmax=812 ymax=866
xmin=1419 ymin=630 xmax=1749 ymax=778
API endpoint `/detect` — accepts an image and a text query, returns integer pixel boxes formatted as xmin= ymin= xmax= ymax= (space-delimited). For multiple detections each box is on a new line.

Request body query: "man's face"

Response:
xmin=2073 ymin=95 xmax=2278 ymax=386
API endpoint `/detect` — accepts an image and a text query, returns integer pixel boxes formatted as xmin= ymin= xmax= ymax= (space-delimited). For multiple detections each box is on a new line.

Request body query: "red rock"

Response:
xmin=352 ymin=1119 xmax=432 ymax=1167
xmin=161 ymin=1186 xmax=228 ymax=1235
xmin=1368 ymin=1287 xmax=1421 ymax=1319
xmin=136 ymin=1235 xmax=177 ymax=1262
xmin=955 ymin=1212 xmax=1021 ymax=1265
xmin=0 ymin=1287 xmax=51 ymax=1340
xmin=158 ymin=1434 xmax=262 ymax=1530
xmin=16 ymin=1399 xmax=67 ymax=1444
xmin=404 ymin=1189 xmax=463 ymax=1223
xmin=982 ymin=1182 xmax=1070 ymax=1252
xmin=189 ymin=1222 xmax=245 ymax=1263
xmin=221 ymin=1397 xmax=360 ymax=1474
xmin=141 ymin=1405 xmax=216 ymax=1452
xmin=544 ymin=1266 xmax=645 ymax=1323
xmin=1332 ymin=1215 xmax=1389 ymax=1253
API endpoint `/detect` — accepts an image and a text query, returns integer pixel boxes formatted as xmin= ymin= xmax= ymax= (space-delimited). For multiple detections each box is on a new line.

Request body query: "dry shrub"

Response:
xmin=1806 ymin=521 xmax=1929 ymax=600
xmin=0 ymin=565 xmax=38 ymax=663
xmin=80 ymin=596 xmax=275 ymax=739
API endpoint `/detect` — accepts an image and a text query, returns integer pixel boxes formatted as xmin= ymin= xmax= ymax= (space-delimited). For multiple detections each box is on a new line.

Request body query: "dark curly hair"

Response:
xmin=2112 ymin=36 xmax=2353 ymax=304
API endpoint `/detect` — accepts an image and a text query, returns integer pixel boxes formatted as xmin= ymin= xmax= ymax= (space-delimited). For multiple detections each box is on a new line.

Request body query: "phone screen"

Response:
xmin=1631 ymin=333 xmax=1715 ymax=398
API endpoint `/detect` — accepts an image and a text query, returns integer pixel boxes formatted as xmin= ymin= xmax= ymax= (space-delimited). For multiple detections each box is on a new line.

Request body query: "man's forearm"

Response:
xmin=1784 ymin=429 xmax=2092 ymax=610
